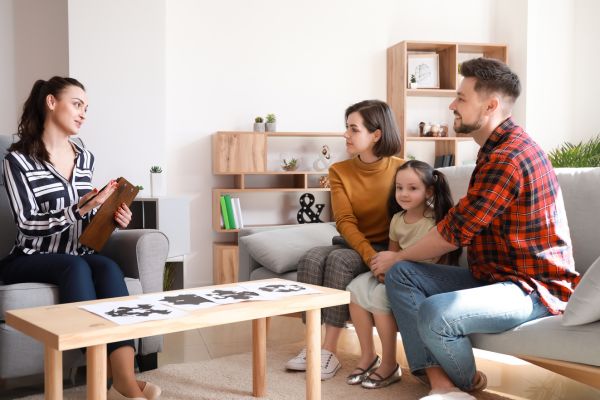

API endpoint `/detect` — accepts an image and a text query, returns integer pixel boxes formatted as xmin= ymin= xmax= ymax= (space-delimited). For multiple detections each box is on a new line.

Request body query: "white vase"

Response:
xmin=253 ymin=122 xmax=265 ymax=132
xmin=150 ymin=173 xmax=166 ymax=197
xmin=266 ymin=122 xmax=276 ymax=132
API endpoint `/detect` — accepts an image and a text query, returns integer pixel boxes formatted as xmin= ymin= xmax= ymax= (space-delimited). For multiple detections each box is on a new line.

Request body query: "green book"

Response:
xmin=219 ymin=195 xmax=231 ymax=229
xmin=223 ymin=194 xmax=237 ymax=229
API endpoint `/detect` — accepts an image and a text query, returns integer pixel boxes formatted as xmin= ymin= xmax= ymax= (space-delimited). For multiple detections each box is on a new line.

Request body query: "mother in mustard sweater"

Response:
xmin=285 ymin=100 xmax=404 ymax=380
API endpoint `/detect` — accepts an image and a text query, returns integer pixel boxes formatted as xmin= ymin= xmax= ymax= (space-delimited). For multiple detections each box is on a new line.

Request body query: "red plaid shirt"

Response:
xmin=438 ymin=118 xmax=579 ymax=314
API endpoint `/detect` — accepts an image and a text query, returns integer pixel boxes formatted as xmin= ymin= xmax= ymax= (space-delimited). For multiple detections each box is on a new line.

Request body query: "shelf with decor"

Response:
xmin=387 ymin=40 xmax=508 ymax=166
xmin=212 ymin=131 xmax=347 ymax=283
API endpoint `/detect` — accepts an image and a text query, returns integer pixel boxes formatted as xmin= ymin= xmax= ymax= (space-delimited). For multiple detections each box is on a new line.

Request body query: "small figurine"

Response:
xmin=440 ymin=123 xmax=449 ymax=137
xmin=313 ymin=145 xmax=333 ymax=171
xmin=418 ymin=121 xmax=426 ymax=137
xmin=319 ymin=175 xmax=330 ymax=188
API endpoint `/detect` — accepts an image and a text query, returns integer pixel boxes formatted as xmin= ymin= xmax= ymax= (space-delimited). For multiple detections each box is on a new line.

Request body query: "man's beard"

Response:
xmin=454 ymin=112 xmax=483 ymax=134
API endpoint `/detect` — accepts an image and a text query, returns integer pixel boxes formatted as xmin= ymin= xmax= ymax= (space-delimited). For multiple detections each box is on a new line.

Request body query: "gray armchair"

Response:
xmin=0 ymin=134 xmax=167 ymax=380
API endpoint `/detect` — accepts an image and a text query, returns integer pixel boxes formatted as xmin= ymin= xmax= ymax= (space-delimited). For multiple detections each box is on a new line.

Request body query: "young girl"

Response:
xmin=346 ymin=160 xmax=456 ymax=389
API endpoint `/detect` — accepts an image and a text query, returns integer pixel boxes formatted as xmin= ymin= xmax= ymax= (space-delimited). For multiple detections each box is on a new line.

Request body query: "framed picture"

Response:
xmin=407 ymin=53 xmax=440 ymax=89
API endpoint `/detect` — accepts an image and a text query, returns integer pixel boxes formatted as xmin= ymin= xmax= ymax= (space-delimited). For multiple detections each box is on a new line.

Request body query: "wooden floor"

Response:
xmin=1 ymin=316 xmax=599 ymax=399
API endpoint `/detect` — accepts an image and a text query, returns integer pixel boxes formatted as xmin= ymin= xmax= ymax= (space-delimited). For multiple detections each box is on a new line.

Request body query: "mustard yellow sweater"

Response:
xmin=329 ymin=156 xmax=404 ymax=264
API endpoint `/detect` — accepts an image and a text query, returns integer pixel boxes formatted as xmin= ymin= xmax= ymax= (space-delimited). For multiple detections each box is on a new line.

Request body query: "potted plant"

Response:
xmin=149 ymin=165 xmax=165 ymax=197
xmin=548 ymin=135 xmax=600 ymax=167
xmin=265 ymin=113 xmax=276 ymax=132
xmin=409 ymin=74 xmax=418 ymax=89
xmin=253 ymin=116 xmax=265 ymax=132
xmin=281 ymin=157 xmax=298 ymax=171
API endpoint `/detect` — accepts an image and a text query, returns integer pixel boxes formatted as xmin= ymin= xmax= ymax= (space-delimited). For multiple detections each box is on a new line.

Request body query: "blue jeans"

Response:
xmin=385 ymin=261 xmax=551 ymax=390
xmin=1 ymin=253 xmax=135 ymax=355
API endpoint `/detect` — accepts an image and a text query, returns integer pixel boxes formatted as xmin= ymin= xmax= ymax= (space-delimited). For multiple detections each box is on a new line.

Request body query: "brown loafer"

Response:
xmin=361 ymin=364 xmax=402 ymax=389
xmin=346 ymin=355 xmax=381 ymax=385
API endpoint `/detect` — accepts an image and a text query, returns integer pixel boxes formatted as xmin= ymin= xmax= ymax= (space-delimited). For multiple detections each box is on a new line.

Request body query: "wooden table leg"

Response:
xmin=87 ymin=344 xmax=107 ymax=400
xmin=252 ymin=318 xmax=267 ymax=397
xmin=44 ymin=346 xmax=62 ymax=400
xmin=305 ymin=309 xmax=321 ymax=400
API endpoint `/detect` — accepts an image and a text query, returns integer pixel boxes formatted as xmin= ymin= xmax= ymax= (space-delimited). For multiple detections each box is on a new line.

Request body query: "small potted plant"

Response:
xmin=409 ymin=74 xmax=418 ymax=89
xmin=253 ymin=116 xmax=265 ymax=132
xmin=149 ymin=165 xmax=165 ymax=197
xmin=281 ymin=157 xmax=298 ymax=171
xmin=265 ymin=113 xmax=276 ymax=132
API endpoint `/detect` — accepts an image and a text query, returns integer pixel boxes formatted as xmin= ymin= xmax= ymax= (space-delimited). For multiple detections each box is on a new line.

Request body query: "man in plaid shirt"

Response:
xmin=370 ymin=58 xmax=579 ymax=400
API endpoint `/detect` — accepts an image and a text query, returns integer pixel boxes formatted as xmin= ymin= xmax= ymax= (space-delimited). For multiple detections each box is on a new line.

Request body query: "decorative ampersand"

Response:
xmin=297 ymin=193 xmax=324 ymax=223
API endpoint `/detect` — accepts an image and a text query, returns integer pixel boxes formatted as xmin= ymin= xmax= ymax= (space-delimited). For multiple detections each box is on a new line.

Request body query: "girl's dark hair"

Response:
xmin=345 ymin=100 xmax=401 ymax=157
xmin=387 ymin=160 xmax=461 ymax=265
xmin=9 ymin=76 xmax=85 ymax=162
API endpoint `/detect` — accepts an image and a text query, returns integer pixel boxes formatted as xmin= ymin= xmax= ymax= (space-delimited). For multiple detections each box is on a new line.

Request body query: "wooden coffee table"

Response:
xmin=5 ymin=279 xmax=349 ymax=400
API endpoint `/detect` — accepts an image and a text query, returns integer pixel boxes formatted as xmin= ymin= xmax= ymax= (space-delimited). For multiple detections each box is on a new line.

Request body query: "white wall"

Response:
xmin=573 ymin=0 xmax=600 ymax=143
xmin=67 ymin=0 xmax=166 ymax=191
xmin=166 ymin=0 xmax=496 ymax=286
xmin=493 ymin=0 xmax=528 ymax=130
xmin=526 ymin=0 xmax=575 ymax=152
xmin=0 ymin=0 xmax=68 ymax=134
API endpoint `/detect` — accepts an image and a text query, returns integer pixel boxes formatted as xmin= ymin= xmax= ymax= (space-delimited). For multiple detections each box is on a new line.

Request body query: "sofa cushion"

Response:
xmin=471 ymin=315 xmax=600 ymax=367
xmin=239 ymin=223 xmax=339 ymax=274
xmin=562 ymin=255 xmax=600 ymax=326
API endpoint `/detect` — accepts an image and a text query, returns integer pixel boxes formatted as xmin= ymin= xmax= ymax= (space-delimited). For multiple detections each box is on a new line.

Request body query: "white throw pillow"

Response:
xmin=562 ymin=255 xmax=600 ymax=326
xmin=239 ymin=224 xmax=339 ymax=274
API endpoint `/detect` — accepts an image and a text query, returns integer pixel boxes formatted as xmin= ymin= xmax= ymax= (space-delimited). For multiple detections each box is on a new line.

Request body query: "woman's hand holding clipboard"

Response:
xmin=79 ymin=177 xmax=139 ymax=251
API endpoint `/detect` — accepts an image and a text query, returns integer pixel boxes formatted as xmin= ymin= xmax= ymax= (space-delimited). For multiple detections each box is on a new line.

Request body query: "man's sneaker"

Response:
xmin=320 ymin=349 xmax=341 ymax=380
xmin=420 ymin=390 xmax=476 ymax=400
xmin=285 ymin=348 xmax=307 ymax=371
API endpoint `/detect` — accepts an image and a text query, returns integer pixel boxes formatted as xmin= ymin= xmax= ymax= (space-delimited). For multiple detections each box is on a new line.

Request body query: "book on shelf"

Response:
xmin=434 ymin=153 xmax=455 ymax=168
xmin=219 ymin=195 xmax=231 ymax=229
xmin=232 ymin=197 xmax=244 ymax=229
xmin=223 ymin=194 xmax=237 ymax=229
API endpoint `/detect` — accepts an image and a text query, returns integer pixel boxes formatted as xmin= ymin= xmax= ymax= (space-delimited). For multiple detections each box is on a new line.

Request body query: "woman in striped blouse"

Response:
xmin=1 ymin=77 xmax=159 ymax=400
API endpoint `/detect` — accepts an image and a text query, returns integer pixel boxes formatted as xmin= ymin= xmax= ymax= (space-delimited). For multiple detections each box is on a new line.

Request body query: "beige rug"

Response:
xmin=17 ymin=345 xmax=512 ymax=399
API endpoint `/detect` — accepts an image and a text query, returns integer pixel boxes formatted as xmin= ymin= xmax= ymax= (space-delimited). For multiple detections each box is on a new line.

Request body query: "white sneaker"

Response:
xmin=320 ymin=349 xmax=341 ymax=380
xmin=285 ymin=348 xmax=307 ymax=371
xmin=420 ymin=390 xmax=476 ymax=400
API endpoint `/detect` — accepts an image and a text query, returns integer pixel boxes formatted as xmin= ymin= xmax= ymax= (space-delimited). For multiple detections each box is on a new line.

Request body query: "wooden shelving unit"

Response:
xmin=387 ymin=40 xmax=508 ymax=165
xmin=212 ymin=131 xmax=346 ymax=283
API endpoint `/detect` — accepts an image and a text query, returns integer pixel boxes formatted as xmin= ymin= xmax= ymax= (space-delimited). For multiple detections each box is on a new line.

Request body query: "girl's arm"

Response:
xmin=388 ymin=240 xmax=400 ymax=252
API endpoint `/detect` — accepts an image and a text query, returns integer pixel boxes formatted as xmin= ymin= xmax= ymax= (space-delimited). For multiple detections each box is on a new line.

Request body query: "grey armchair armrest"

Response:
xmin=101 ymin=229 xmax=169 ymax=294
xmin=100 ymin=229 xmax=168 ymax=362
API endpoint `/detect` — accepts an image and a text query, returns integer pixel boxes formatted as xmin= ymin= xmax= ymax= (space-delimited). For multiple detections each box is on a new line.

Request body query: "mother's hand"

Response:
xmin=114 ymin=203 xmax=132 ymax=228
xmin=370 ymin=251 xmax=400 ymax=277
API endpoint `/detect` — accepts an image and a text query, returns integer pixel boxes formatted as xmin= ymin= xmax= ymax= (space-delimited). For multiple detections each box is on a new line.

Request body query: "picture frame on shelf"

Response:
xmin=407 ymin=53 xmax=440 ymax=89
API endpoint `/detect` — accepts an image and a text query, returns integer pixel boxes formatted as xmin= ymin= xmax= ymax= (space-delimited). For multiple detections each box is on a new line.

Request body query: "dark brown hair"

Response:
xmin=460 ymin=58 xmax=520 ymax=102
xmin=387 ymin=160 xmax=461 ymax=265
xmin=10 ymin=76 xmax=85 ymax=162
xmin=345 ymin=100 xmax=401 ymax=157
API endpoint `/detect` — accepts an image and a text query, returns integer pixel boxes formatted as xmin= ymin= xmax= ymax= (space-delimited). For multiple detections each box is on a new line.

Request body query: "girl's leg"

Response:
xmin=372 ymin=312 xmax=398 ymax=376
xmin=348 ymin=302 xmax=377 ymax=372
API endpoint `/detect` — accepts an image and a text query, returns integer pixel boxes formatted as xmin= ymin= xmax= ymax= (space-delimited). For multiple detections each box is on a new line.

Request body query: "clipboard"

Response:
xmin=79 ymin=177 xmax=139 ymax=252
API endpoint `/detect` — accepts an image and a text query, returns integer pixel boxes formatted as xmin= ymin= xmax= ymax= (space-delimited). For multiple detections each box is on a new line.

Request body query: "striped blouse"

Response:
xmin=2 ymin=140 xmax=96 ymax=255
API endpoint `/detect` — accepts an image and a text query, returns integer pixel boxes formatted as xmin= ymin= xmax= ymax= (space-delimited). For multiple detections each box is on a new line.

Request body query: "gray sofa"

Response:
xmin=238 ymin=165 xmax=600 ymax=390
xmin=0 ymin=134 xmax=167 ymax=381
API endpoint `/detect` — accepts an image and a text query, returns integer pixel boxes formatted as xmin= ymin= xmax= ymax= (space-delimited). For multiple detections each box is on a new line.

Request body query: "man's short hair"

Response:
xmin=460 ymin=58 xmax=521 ymax=102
